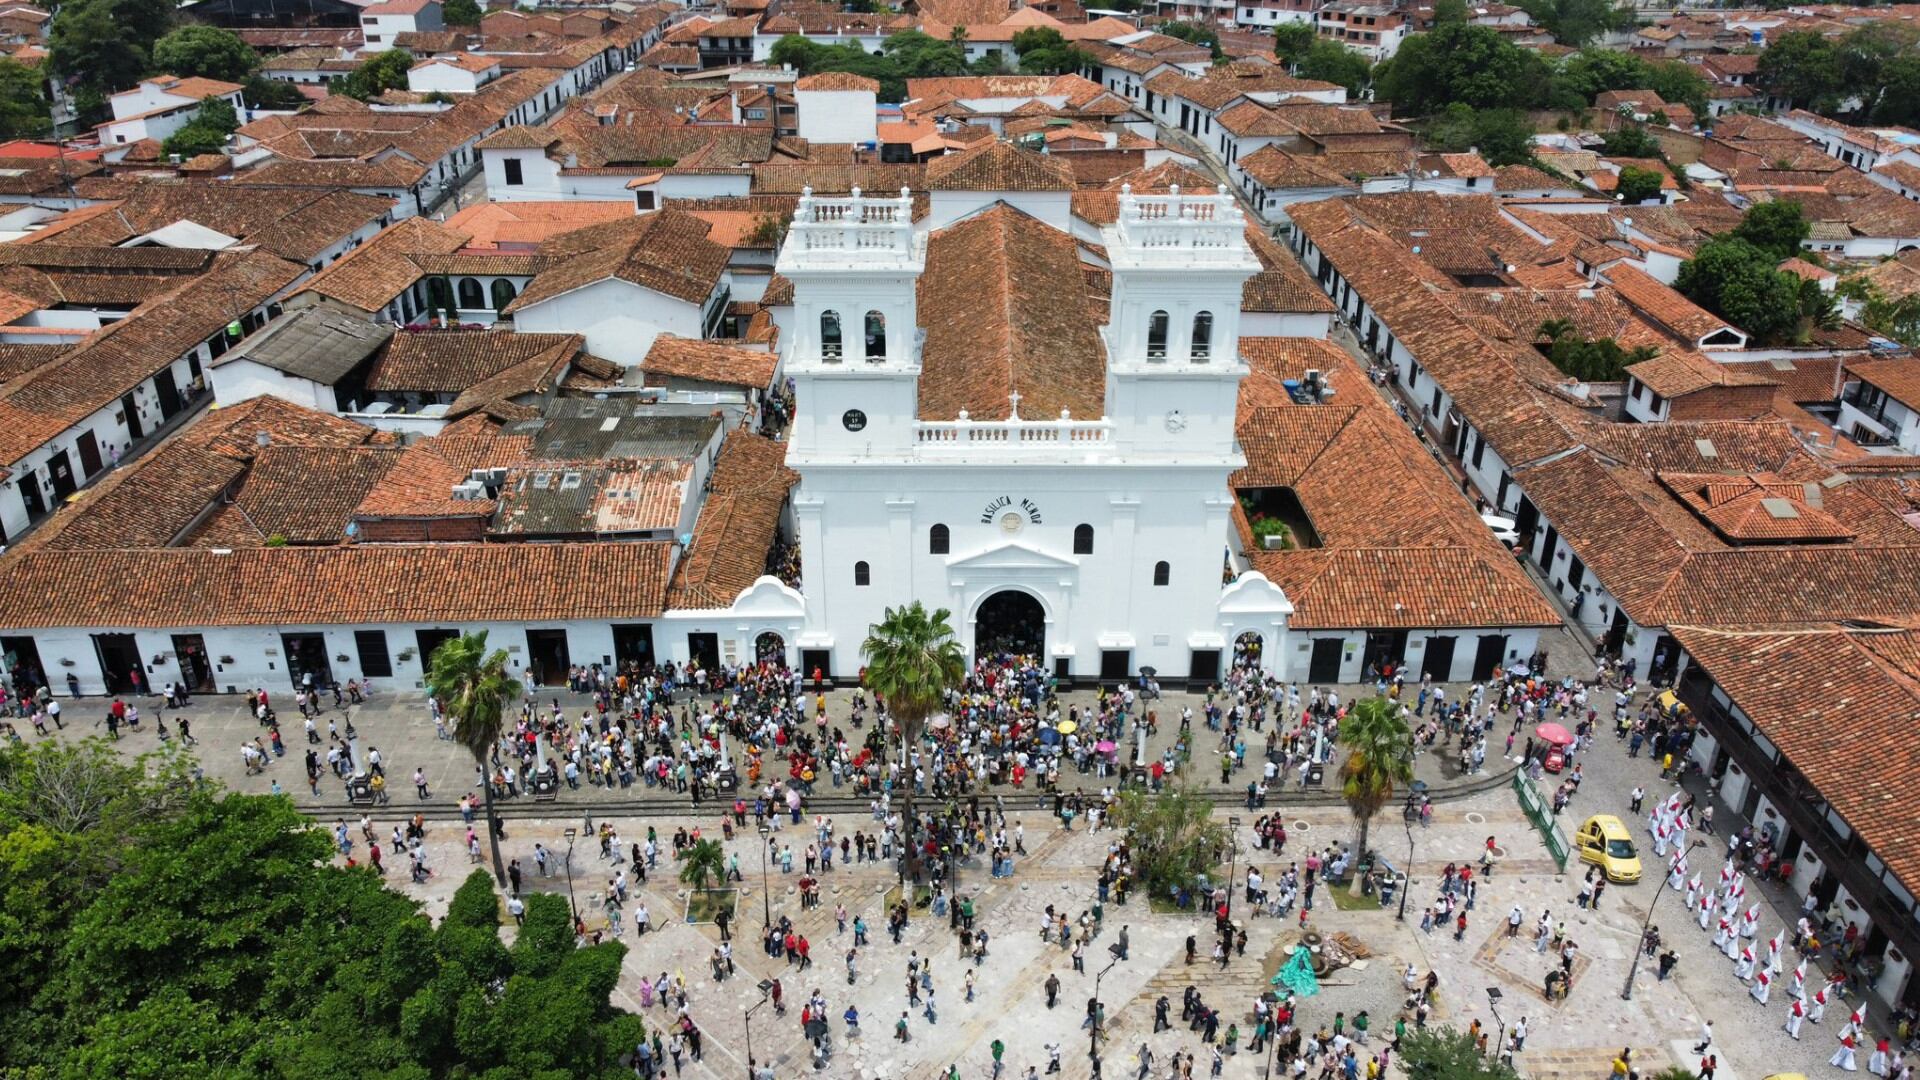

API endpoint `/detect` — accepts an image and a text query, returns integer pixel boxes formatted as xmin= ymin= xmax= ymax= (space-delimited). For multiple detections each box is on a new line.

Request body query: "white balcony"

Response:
xmin=913 ymin=410 xmax=1113 ymax=455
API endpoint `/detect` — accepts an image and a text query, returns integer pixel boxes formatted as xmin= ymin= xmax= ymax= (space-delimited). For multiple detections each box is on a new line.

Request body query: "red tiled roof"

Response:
xmin=915 ymin=204 xmax=1104 ymax=422
xmin=641 ymin=335 xmax=778 ymax=389
xmin=0 ymin=542 xmax=674 ymax=627
xmin=666 ymin=430 xmax=796 ymax=609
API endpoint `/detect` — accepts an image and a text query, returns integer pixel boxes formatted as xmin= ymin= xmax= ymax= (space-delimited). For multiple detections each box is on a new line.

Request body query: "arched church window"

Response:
xmin=854 ymin=560 xmax=870 ymax=586
xmin=1147 ymin=310 xmax=1169 ymax=360
xmin=1153 ymin=560 xmax=1171 ymax=586
xmin=865 ymin=311 xmax=887 ymax=360
xmin=930 ymin=524 xmax=950 ymax=554
xmin=1073 ymin=524 xmax=1094 ymax=555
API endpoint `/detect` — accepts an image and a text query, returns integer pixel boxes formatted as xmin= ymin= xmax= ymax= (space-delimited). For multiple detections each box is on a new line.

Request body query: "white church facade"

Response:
xmin=769 ymin=184 xmax=1293 ymax=683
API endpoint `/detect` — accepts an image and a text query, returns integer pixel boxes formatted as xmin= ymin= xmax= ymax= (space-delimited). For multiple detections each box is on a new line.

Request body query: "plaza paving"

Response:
xmin=22 ymin=636 xmax=1866 ymax=1079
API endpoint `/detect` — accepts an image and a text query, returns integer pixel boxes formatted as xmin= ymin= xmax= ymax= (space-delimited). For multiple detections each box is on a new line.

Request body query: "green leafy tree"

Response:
xmin=1402 ymin=1026 xmax=1523 ymax=1080
xmin=1373 ymin=23 xmax=1550 ymax=115
xmin=1274 ymin=22 xmax=1316 ymax=65
xmin=1425 ymin=104 xmax=1536 ymax=166
xmin=161 ymin=95 xmax=240 ymax=159
xmin=1160 ymin=20 xmax=1223 ymax=61
xmin=1757 ymin=30 xmax=1843 ymax=111
xmin=1108 ymin=780 xmax=1229 ymax=901
xmin=1731 ymin=198 xmax=1809 ymax=261
xmin=0 ymin=58 xmax=50 ymax=139
xmin=1296 ymin=40 xmax=1372 ymax=96
xmin=1616 ymin=165 xmax=1663 ymax=205
xmin=860 ymin=601 xmax=965 ymax=880
xmin=442 ymin=0 xmax=482 ymax=24
xmin=1012 ymin=27 xmax=1094 ymax=75
xmin=1860 ymin=287 xmax=1920 ymax=348
xmin=424 ymin=630 xmax=522 ymax=887
xmin=1642 ymin=59 xmax=1710 ymax=116
xmin=1870 ymin=55 xmax=1920 ymax=127
xmin=344 ymin=47 xmax=415 ymax=101
xmin=679 ymin=838 xmax=727 ymax=892
xmin=1335 ymin=697 xmax=1412 ymax=891
xmin=243 ymin=73 xmax=307 ymax=110
xmin=1599 ymin=123 xmax=1660 ymax=159
xmin=152 ymin=25 xmax=257 ymax=82
xmin=49 ymin=0 xmax=153 ymax=104
xmin=1433 ymin=0 xmax=1469 ymax=24
xmin=1516 ymin=0 xmax=1634 ymax=48
xmin=1545 ymin=332 xmax=1658 ymax=381
xmin=1676 ymin=237 xmax=1804 ymax=344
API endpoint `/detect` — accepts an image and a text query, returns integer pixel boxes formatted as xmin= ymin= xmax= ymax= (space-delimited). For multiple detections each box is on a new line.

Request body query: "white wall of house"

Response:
xmin=509 ymin=277 xmax=705 ymax=365
xmin=209 ymin=358 xmax=337 ymax=413
xmin=794 ymin=87 xmax=878 ymax=146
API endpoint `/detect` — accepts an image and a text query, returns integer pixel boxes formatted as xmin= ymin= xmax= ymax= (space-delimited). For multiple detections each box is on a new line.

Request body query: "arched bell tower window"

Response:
xmin=865 ymin=311 xmax=887 ymax=360
xmin=821 ymin=310 xmax=843 ymax=360
xmin=1147 ymin=310 xmax=1169 ymax=361
xmin=1191 ymin=311 xmax=1213 ymax=361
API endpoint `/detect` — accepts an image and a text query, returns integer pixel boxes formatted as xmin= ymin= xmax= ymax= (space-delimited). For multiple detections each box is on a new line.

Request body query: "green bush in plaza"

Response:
xmin=0 ymin=738 xmax=644 ymax=1078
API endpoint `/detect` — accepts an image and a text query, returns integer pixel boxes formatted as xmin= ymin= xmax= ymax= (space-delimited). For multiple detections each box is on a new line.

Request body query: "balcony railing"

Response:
xmin=915 ymin=413 xmax=1112 ymax=448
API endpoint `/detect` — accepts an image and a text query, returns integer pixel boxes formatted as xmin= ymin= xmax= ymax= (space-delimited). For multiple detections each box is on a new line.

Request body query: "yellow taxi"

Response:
xmin=1574 ymin=814 xmax=1642 ymax=883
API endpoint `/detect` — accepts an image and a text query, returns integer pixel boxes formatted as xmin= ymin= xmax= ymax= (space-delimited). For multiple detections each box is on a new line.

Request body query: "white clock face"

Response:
xmin=1165 ymin=410 xmax=1187 ymax=432
xmin=999 ymin=511 xmax=1024 ymax=534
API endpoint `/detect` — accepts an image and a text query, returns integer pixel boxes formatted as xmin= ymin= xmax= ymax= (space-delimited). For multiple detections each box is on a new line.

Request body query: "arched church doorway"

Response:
xmin=755 ymin=632 xmax=787 ymax=667
xmin=975 ymin=590 xmax=1045 ymax=660
xmin=1234 ymin=630 xmax=1264 ymax=671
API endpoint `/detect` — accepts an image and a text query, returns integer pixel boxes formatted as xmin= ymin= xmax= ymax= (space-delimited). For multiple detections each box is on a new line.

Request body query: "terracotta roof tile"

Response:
xmin=231 ymin=445 xmax=403 ymax=544
xmin=915 ymin=204 xmax=1104 ymax=421
xmin=794 ymin=71 xmax=879 ymax=92
xmin=666 ymin=430 xmax=796 ymax=609
xmin=507 ymin=209 xmax=728 ymax=311
xmin=1847 ymin=358 xmax=1920 ymax=414
xmin=0 ymin=542 xmax=673 ymax=627
xmin=1667 ymin=623 xmax=1920 ymax=893
xmin=294 ymin=216 xmax=469 ymax=313
xmin=924 ymin=140 xmax=1075 ymax=192
xmin=367 ymin=330 xmax=581 ymax=393
xmin=640 ymin=335 xmax=778 ymax=389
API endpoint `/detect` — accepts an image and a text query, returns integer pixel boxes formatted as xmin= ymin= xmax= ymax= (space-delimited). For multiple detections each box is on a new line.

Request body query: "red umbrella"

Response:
xmin=1534 ymin=722 xmax=1574 ymax=746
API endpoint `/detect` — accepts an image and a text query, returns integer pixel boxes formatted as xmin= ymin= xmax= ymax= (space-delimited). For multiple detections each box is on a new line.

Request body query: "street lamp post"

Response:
xmin=562 ymin=827 xmax=579 ymax=925
xmin=745 ymin=980 xmax=773 ymax=1079
xmin=1091 ymin=957 xmax=1119 ymax=1063
xmin=1226 ymin=816 xmax=1242 ymax=918
xmin=1397 ymin=816 xmax=1414 ymax=921
xmin=757 ymin=822 xmax=773 ymax=928
xmin=1486 ymin=987 xmax=1505 ymax=1063
xmin=1622 ymin=838 xmax=1704 ymax=1000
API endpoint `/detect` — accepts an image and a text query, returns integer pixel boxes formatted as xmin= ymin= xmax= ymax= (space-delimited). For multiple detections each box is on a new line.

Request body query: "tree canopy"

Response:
xmin=1675 ymin=237 xmax=1807 ymax=345
xmin=1426 ymin=104 xmax=1537 ymax=166
xmin=0 ymin=59 xmax=49 ymax=140
xmin=1294 ymin=39 xmax=1373 ymax=96
xmin=1373 ymin=23 xmax=1553 ymax=115
xmin=1512 ymin=0 xmax=1636 ymax=48
xmin=1011 ymin=27 xmax=1094 ymax=76
xmin=767 ymin=31 xmax=983 ymax=102
xmin=1615 ymin=165 xmax=1664 ymax=206
xmin=152 ymin=25 xmax=257 ymax=83
xmin=443 ymin=0 xmax=483 ymax=25
xmin=1731 ymin=198 xmax=1810 ymax=261
xmin=344 ymin=48 xmax=416 ymax=101
xmin=161 ymin=95 xmax=240 ymax=159
xmin=0 ymin=739 xmax=644 ymax=1077
xmin=1159 ymin=21 xmax=1223 ymax=61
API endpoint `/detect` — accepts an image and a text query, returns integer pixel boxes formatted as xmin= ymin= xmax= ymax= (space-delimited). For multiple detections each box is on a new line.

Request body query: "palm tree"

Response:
xmin=1336 ymin=696 xmax=1414 ymax=895
xmin=1536 ymin=318 xmax=1576 ymax=343
xmin=860 ymin=601 xmax=965 ymax=881
xmin=424 ymin=630 xmax=521 ymax=888
xmin=680 ymin=838 xmax=727 ymax=893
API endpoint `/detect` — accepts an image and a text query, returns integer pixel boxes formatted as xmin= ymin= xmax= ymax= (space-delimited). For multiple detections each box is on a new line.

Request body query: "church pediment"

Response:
xmin=946 ymin=540 xmax=1080 ymax=573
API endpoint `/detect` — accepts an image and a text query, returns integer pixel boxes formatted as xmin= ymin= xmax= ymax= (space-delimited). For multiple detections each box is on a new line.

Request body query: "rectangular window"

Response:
xmin=635 ymin=190 xmax=656 ymax=210
xmin=503 ymin=158 xmax=523 ymax=185
xmin=1470 ymin=432 xmax=1486 ymax=469
xmin=354 ymin=630 xmax=393 ymax=678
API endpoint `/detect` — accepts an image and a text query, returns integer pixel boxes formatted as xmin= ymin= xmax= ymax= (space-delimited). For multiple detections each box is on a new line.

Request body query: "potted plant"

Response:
xmin=1251 ymin=516 xmax=1291 ymax=551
